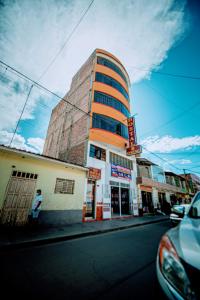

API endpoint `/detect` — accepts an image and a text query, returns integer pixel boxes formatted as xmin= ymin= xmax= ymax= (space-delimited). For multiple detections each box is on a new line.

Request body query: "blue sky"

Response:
xmin=0 ymin=0 xmax=199 ymax=176
xmin=133 ymin=0 xmax=200 ymax=175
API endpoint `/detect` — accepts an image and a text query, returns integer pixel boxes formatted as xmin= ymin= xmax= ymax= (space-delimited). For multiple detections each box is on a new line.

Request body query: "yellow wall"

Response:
xmin=0 ymin=150 xmax=87 ymax=211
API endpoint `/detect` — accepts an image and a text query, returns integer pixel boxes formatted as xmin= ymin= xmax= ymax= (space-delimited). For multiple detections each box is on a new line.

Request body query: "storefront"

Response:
xmin=85 ymin=167 xmax=101 ymax=220
xmin=139 ymin=185 xmax=154 ymax=214
xmin=110 ymin=182 xmax=130 ymax=217
xmin=110 ymin=163 xmax=132 ymax=217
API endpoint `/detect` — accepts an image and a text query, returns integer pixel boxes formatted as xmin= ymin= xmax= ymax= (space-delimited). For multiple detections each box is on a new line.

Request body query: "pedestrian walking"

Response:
xmin=30 ymin=189 xmax=43 ymax=225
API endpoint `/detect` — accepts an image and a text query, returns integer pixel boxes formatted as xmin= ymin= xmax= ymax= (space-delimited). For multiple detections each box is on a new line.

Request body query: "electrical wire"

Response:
xmin=1 ymin=60 xmax=200 ymax=175
xmin=9 ymin=85 xmax=34 ymax=146
xmin=130 ymin=65 xmax=200 ymax=81
xmin=38 ymin=0 xmax=95 ymax=81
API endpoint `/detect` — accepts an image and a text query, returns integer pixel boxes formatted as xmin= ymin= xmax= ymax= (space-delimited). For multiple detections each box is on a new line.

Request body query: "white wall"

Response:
xmin=87 ymin=141 xmax=138 ymax=218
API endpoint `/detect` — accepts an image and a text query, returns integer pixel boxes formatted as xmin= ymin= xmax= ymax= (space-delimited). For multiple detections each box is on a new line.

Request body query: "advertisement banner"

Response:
xmin=88 ymin=167 xmax=101 ymax=180
xmin=111 ymin=164 xmax=132 ymax=181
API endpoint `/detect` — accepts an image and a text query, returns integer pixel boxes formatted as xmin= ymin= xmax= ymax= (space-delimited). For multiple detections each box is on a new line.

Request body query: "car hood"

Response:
xmin=167 ymin=216 xmax=200 ymax=270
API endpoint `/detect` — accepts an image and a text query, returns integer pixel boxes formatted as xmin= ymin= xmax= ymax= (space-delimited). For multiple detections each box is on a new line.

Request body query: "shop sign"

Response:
xmin=88 ymin=167 xmax=101 ymax=180
xmin=126 ymin=145 xmax=142 ymax=156
xmin=126 ymin=116 xmax=142 ymax=156
xmin=111 ymin=164 xmax=131 ymax=181
xmin=127 ymin=117 xmax=137 ymax=146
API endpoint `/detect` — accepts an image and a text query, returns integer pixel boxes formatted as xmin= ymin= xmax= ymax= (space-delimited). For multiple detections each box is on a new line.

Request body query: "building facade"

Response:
xmin=43 ymin=49 xmax=139 ymax=221
xmin=0 ymin=146 xmax=87 ymax=226
xmin=137 ymin=158 xmax=189 ymax=214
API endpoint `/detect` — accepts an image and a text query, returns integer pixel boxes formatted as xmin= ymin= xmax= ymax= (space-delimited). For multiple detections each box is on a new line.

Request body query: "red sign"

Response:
xmin=127 ymin=117 xmax=137 ymax=147
xmin=88 ymin=167 xmax=101 ymax=180
xmin=126 ymin=117 xmax=142 ymax=156
xmin=126 ymin=145 xmax=142 ymax=156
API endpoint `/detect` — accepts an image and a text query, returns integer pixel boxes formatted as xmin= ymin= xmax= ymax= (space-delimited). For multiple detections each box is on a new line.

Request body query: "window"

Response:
xmin=97 ymin=56 xmax=129 ymax=86
xmin=110 ymin=152 xmax=133 ymax=170
xmin=12 ymin=170 xmax=38 ymax=179
xmin=152 ymin=165 xmax=165 ymax=183
xmin=174 ymin=177 xmax=180 ymax=187
xmin=92 ymin=113 xmax=128 ymax=139
xmin=55 ymin=178 xmax=75 ymax=194
xmin=90 ymin=144 xmax=106 ymax=161
xmin=95 ymin=72 xmax=129 ymax=101
xmin=94 ymin=91 xmax=130 ymax=117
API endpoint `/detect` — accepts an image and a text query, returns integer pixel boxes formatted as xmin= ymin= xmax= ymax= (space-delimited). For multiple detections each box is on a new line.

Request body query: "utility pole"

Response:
xmin=183 ymin=169 xmax=190 ymax=201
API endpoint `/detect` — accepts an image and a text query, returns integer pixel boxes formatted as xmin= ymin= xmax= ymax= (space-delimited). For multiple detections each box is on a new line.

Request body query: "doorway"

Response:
xmin=111 ymin=185 xmax=130 ymax=216
xmin=141 ymin=191 xmax=154 ymax=213
xmin=121 ymin=188 xmax=129 ymax=215
xmin=86 ymin=180 xmax=96 ymax=218
xmin=111 ymin=186 xmax=120 ymax=215
xmin=1 ymin=170 xmax=38 ymax=226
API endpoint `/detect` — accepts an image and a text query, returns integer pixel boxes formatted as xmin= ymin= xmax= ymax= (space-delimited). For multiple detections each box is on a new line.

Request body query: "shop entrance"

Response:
xmin=86 ymin=180 xmax=96 ymax=218
xmin=121 ymin=188 xmax=129 ymax=214
xmin=111 ymin=186 xmax=120 ymax=215
xmin=158 ymin=192 xmax=171 ymax=215
xmin=111 ymin=184 xmax=130 ymax=217
xmin=141 ymin=191 xmax=154 ymax=213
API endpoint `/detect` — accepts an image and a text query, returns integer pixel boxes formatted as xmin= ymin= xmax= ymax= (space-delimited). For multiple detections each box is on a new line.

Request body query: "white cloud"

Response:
xmin=0 ymin=0 xmax=188 ymax=91
xmin=141 ymin=135 xmax=200 ymax=153
xmin=0 ymin=130 xmax=44 ymax=153
xmin=0 ymin=0 xmax=188 ymax=151
xmin=27 ymin=137 xmax=44 ymax=153
xmin=168 ymin=159 xmax=192 ymax=165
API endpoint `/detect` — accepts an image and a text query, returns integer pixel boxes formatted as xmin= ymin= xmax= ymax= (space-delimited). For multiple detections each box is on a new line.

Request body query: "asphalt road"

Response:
xmin=0 ymin=221 xmax=170 ymax=300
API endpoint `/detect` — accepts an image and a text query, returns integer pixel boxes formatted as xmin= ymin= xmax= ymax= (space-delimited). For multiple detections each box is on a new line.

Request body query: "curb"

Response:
xmin=0 ymin=217 xmax=169 ymax=252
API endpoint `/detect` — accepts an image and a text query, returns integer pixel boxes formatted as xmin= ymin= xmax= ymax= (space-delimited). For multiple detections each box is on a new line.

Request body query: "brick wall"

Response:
xmin=43 ymin=51 xmax=96 ymax=166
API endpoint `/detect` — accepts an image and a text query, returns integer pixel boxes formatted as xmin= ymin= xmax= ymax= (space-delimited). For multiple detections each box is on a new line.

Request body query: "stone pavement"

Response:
xmin=0 ymin=214 xmax=169 ymax=251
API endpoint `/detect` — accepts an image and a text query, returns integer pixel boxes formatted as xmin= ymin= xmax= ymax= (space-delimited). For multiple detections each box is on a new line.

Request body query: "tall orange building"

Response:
xmin=43 ymin=49 xmax=139 ymax=221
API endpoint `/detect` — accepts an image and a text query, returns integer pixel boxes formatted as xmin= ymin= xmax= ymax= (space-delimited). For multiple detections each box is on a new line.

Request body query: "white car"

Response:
xmin=170 ymin=204 xmax=190 ymax=226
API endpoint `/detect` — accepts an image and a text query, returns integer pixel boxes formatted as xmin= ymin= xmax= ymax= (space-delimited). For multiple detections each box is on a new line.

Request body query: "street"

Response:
xmin=1 ymin=221 xmax=170 ymax=300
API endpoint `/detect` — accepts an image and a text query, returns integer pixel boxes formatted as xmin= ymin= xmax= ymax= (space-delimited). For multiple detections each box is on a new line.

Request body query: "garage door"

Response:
xmin=1 ymin=170 xmax=38 ymax=226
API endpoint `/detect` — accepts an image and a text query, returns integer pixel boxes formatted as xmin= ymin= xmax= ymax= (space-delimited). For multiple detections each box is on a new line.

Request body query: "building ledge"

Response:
xmin=137 ymin=176 xmax=187 ymax=194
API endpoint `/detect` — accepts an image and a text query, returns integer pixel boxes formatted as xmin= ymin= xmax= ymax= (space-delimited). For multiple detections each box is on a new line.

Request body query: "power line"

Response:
xmin=9 ymin=85 xmax=34 ymax=146
xmin=1 ymin=60 xmax=199 ymax=175
xmin=142 ymin=145 xmax=182 ymax=172
xmin=131 ymin=65 xmax=200 ymax=80
xmin=185 ymin=169 xmax=200 ymax=176
xmin=153 ymin=152 xmax=200 ymax=155
xmin=139 ymin=99 xmax=200 ymax=139
xmin=38 ymin=0 xmax=95 ymax=81
xmin=0 ymin=60 xmax=91 ymax=117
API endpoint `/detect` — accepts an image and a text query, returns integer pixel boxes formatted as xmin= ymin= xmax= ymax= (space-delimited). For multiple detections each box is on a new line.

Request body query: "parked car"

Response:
xmin=156 ymin=191 xmax=200 ymax=300
xmin=170 ymin=204 xmax=190 ymax=226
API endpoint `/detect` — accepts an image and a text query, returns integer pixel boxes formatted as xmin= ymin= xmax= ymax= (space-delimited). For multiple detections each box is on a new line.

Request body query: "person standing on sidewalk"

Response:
xmin=30 ymin=189 xmax=43 ymax=224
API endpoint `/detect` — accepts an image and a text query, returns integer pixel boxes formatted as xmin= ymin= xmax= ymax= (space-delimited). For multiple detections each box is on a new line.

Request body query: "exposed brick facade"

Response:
xmin=43 ymin=52 xmax=96 ymax=166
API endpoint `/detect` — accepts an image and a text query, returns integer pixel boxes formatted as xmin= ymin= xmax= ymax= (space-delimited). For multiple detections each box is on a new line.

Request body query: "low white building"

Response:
xmin=84 ymin=141 xmax=138 ymax=221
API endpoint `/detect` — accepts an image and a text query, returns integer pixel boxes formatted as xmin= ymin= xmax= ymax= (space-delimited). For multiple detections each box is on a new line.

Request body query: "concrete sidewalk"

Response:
xmin=0 ymin=215 xmax=169 ymax=251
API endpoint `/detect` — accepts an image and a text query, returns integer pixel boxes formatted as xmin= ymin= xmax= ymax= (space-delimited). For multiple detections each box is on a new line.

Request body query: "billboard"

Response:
xmin=111 ymin=164 xmax=132 ymax=181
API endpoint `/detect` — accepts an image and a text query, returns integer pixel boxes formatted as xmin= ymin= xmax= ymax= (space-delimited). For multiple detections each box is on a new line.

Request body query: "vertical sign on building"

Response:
xmin=126 ymin=116 xmax=142 ymax=156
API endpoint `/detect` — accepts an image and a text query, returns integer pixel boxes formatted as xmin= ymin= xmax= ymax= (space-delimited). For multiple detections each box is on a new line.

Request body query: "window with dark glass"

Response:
xmin=95 ymin=72 xmax=129 ymax=101
xmin=97 ymin=56 xmax=129 ymax=86
xmin=94 ymin=91 xmax=130 ymax=117
xmin=110 ymin=152 xmax=133 ymax=170
xmin=89 ymin=144 xmax=106 ymax=161
xmin=92 ymin=113 xmax=128 ymax=139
